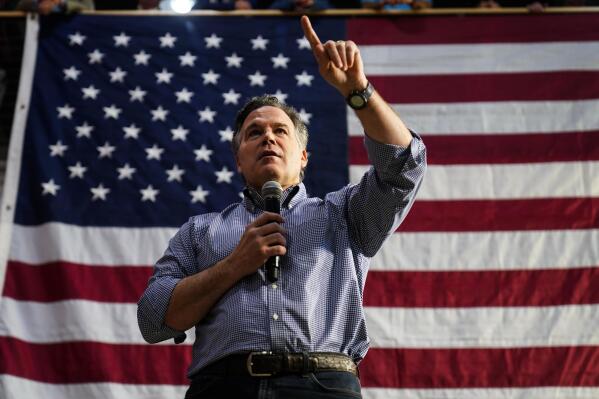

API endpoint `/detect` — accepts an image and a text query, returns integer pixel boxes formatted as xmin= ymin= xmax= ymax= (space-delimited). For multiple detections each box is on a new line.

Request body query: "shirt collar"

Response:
xmin=242 ymin=183 xmax=307 ymax=212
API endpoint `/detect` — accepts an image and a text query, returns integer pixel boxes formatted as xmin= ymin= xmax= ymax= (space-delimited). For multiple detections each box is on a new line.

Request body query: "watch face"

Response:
xmin=350 ymin=95 xmax=365 ymax=109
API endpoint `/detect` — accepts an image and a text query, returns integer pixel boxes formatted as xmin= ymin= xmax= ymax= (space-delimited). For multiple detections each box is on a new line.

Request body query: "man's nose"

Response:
xmin=262 ymin=129 xmax=276 ymax=144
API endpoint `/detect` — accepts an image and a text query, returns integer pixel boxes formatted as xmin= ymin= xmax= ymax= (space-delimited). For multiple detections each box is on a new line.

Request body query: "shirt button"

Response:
xmin=272 ymin=313 xmax=279 ymax=321
xmin=271 ymin=283 xmax=278 ymax=289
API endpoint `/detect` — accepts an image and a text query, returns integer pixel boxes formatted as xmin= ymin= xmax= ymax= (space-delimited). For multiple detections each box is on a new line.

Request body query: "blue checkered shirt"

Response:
xmin=137 ymin=133 xmax=427 ymax=377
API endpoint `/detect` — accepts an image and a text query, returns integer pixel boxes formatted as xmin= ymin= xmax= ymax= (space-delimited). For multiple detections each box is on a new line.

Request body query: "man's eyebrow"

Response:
xmin=243 ymin=121 xmax=291 ymax=131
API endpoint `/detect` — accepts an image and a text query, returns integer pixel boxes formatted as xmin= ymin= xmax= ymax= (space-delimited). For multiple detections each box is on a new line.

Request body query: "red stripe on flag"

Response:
xmin=2 ymin=261 xmax=152 ymax=303
xmin=349 ymin=132 xmax=599 ymax=165
xmin=364 ymin=268 xmax=599 ymax=307
xmin=348 ymin=14 xmax=599 ymax=44
xmin=360 ymin=346 xmax=599 ymax=388
xmin=3 ymin=337 xmax=598 ymax=388
xmin=400 ymin=198 xmax=599 ymax=232
xmin=370 ymin=72 xmax=599 ymax=104
xmin=0 ymin=336 xmax=190 ymax=384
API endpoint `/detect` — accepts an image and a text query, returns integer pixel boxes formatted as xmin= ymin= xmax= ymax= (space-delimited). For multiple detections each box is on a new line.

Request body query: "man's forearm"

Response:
xmin=164 ymin=257 xmax=243 ymax=331
xmin=353 ymin=89 xmax=413 ymax=148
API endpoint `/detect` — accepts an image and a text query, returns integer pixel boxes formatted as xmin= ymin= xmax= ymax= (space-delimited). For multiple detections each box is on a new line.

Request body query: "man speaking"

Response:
xmin=138 ymin=15 xmax=427 ymax=398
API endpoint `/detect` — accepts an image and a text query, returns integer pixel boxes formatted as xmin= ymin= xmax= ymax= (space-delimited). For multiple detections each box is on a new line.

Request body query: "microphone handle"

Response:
xmin=264 ymin=197 xmax=281 ymax=282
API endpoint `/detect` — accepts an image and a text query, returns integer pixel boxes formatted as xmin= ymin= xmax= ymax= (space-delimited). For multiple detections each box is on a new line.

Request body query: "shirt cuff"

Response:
xmin=364 ymin=130 xmax=424 ymax=175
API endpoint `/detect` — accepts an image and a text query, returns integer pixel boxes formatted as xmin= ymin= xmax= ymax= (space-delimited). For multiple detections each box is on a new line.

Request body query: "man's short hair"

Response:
xmin=232 ymin=95 xmax=309 ymax=155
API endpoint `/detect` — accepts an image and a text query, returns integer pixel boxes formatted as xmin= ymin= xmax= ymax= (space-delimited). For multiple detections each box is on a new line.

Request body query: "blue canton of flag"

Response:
xmin=16 ymin=16 xmax=348 ymax=227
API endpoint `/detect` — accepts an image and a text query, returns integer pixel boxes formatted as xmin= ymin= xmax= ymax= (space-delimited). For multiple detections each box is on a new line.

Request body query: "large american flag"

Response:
xmin=0 ymin=11 xmax=598 ymax=399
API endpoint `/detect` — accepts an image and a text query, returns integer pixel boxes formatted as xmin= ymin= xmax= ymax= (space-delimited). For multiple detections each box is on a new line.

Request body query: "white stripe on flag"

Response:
xmin=372 ymin=229 xmax=599 ymax=271
xmin=362 ymin=387 xmax=599 ymax=399
xmin=9 ymin=223 xmax=177 ymax=266
xmin=366 ymin=304 xmax=599 ymax=348
xmin=2 ymin=298 xmax=597 ymax=349
xmin=350 ymin=162 xmax=599 ymax=200
xmin=348 ymin=99 xmax=599 ymax=135
xmin=9 ymin=224 xmax=599 ymax=271
xmin=0 ymin=375 xmax=187 ymax=399
xmin=361 ymin=42 xmax=599 ymax=75
xmin=0 ymin=298 xmax=192 ymax=345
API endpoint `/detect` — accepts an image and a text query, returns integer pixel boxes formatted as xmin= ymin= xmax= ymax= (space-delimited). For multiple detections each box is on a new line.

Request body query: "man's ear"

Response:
xmin=301 ymin=149 xmax=308 ymax=169
xmin=235 ymin=154 xmax=242 ymax=173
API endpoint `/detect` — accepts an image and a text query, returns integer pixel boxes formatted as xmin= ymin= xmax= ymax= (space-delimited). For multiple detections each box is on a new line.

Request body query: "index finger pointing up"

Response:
xmin=301 ymin=15 xmax=322 ymax=49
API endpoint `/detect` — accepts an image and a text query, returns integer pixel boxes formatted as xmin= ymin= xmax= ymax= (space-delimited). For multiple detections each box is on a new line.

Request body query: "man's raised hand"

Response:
xmin=300 ymin=15 xmax=369 ymax=96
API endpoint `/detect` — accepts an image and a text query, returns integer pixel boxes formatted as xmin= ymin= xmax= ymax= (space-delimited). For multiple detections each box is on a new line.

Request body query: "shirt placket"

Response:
xmin=267 ymin=207 xmax=287 ymax=352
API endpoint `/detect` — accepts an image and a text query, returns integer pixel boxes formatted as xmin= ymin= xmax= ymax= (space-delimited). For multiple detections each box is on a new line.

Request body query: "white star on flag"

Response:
xmin=251 ymin=35 xmax=269 ymax=50
xmin=68 ymin=162 xmax=87 ymax=179
xmin=299 ymin=108 xmax=312 ymax=124
xmin=171 ymin=125 xmax=189 ymax=141
xmin=225 ymin=53 xmax=243 ymax=68
xmin=133 ymin=50 xmax=151 ymax=65
xmin=179 ymin=51 xmax=197 ymax=66
xmin=68 ymin=32 xmax=86 ymax=46
xmin=202 ymin=69 xmax=220 ymax=85
xmin=295 ymin=70 xmax=314 ymax=86
xmin=155 ymin=68 xmax=173 ymax=84
xmin=219 ymin=126 xmax=234 ymax=142
xmin=49 ymin=140 xmax=68 ymax=157
xmin=271 ymin=53 xmax=290 ymax=69
xmin=145 ymin=144 xmax=164 ymax=160
xmin=297 ymin=36 xmax=311 ymax=50
xmin=57 ymin=104 xmax=75 ymax=119
xmin=248 ymin=71 xmax=267 ymax=87
xmin=204 ymin=33 xmax=223 ymax=48
xmin=76 ymin=122 xmax=94 ymax=138
xmin=151 ymin=106 xmax=169 ymax=121
xmin=140 ymin=185 xmax=159 ymax=202
xmin=129 ymin=86 xmax=147 ymax=102
xmin=215 ymin=166 xmax=234 ymax=183
xmin=159 ymin=32 xmax=177 ymax=48
xmin=113 ymin=32 xmax=131 ymax=47
xmin=272 ymin=90 xmax=288 ymax=103
xmin=109 ymin=67 xmax=127 ymax=83
xmin=222 ymin=89 xmax=241 ymax=105
xmin=97 ymin=142 xmax=116 ymax=158
xmin=117 ymin=163 xmax=136 ymax=180
xmin=91 ymin=183 xmax=110 ymax=201
xmin=123 ymin=124 xmax=141 ymax=139
xmin=63 ymin=66 xmax=81 ymax=80
xmin=198 ymin=106 xmax=216 ymax=123
xmin=41 ymin=179 xmax=60 ymax=196
xmin=82 ymin=85 xmax=100 ymax=100
xmin=194 ymin=145 xmax=213 ymax=162
xmin=166 ymin=164 xmax=185 ymax=182
xmin=87 ymin=49 xmax=104 ymax=64
xmin=190 ymin=185 xmax=209 ymax=203
xmin=103 ymin=104 xmax=122 ymax=119
xmin=175 ymin=88 xmax=194 ymax=103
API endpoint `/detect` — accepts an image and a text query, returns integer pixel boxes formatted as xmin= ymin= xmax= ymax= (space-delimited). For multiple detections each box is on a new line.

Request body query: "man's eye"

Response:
xmin=249 ymin=130 xmax=261 ymax=137
xmin=275 ymin=128 xmax=287 ymax=134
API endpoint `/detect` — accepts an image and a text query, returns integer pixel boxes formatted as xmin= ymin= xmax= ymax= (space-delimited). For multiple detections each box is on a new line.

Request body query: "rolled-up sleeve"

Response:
xmin=137 ymin=219 xmax=197 ymax=343
xmin=347 ymin=132 xmax=427 ymax=257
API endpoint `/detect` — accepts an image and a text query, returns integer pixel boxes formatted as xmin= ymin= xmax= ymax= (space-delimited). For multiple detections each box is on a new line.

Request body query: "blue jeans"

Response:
xmin=185 ymin=371 xmax=362 ymax=399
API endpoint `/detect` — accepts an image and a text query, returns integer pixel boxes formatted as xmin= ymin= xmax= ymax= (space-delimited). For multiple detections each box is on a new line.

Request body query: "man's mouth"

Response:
xmin=259 ymin=150 xmax=280 ymax=160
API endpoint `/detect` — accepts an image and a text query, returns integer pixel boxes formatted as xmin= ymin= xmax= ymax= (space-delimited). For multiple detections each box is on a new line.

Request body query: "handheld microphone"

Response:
xmin=261 ymin=181 xmax=283 ymax=283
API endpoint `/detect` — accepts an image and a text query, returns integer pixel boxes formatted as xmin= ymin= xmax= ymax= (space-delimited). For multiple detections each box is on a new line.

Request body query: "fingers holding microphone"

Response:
xmin=228 ymin=212 xmax=286 ymax=278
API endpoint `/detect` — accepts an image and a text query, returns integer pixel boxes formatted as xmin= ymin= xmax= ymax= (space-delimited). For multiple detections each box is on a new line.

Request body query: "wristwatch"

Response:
xmin=346 ymin=82 xmax=374 ymax=110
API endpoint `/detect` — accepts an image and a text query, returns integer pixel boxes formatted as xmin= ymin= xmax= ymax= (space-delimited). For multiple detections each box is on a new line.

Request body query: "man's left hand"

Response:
xmin=300 ymin=15 xmax=369 ymax=96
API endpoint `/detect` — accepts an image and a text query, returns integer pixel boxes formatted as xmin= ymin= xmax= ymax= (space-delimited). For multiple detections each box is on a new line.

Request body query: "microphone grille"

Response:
xmin=262 ymin=181 xmax=282 ymax=199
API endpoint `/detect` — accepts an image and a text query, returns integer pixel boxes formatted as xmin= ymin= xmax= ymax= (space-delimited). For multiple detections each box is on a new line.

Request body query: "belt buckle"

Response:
xmin=246 ymin=351 xmax=273 ymax=377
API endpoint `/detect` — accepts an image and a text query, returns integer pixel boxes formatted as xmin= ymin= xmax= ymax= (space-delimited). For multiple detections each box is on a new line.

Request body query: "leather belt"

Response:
xmin=198 ymin=352 xmax=358 ymax=377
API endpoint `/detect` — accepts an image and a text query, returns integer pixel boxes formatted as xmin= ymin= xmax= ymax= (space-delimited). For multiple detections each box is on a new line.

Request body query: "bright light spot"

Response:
xmin=169 ymin=0 xmax=194 ymax=13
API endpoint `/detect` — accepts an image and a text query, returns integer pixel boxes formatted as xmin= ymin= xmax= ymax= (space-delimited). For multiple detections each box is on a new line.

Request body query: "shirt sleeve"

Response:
xmin=346 ymin=131 xmax=427 ymax=257
xmin=137 ymin=219 xmax=198 ymax=343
